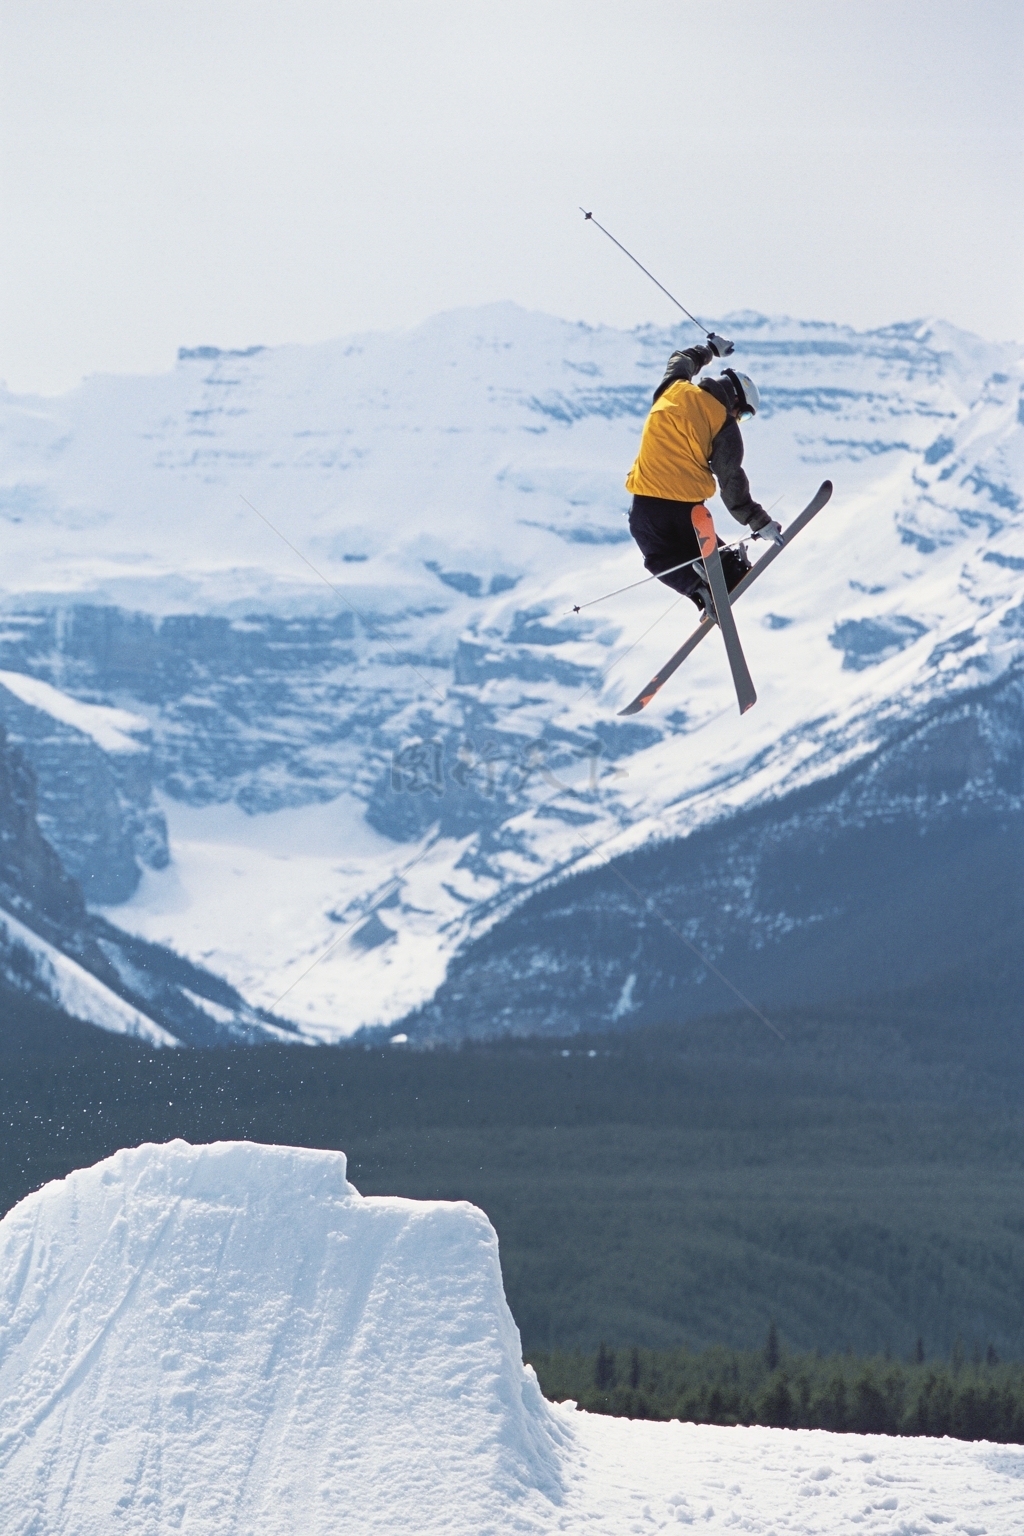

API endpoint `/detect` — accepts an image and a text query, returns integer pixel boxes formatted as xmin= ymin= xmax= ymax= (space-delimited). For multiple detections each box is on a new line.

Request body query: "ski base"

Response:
xmin=691 ymin=504 xmax=757 ymax=714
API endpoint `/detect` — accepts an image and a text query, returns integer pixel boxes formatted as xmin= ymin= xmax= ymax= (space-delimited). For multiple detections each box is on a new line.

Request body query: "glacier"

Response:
xmin=1 ymin=1142 xmax=1021 ymax=1535
xmin=0 ymin=304 xmax=1021 ymax=1039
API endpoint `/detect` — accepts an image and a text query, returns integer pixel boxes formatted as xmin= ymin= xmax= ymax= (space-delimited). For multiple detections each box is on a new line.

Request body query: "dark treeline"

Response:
xmin=530 ymin=1337 xmax=1024 ymax=1442
xmin=4 ymin=985 xmax=1024 ymax=1359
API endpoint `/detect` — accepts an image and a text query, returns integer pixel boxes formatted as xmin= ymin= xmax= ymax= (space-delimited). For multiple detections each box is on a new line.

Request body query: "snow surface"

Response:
xmin=108 ymin=794 xmax=487 ymax=1038
xmin=3 ymin=306 xmax=1024 ymax=1035
xmin=0 ymin=669 xmax=148 ymax=754
xmin=0 ymin=907 xmax=177 ymax=1047
xmin=1 ymin=1140 xmax=1022 ymax=1535
xmin=0 ymin=1141 xmax=565 ymax=1534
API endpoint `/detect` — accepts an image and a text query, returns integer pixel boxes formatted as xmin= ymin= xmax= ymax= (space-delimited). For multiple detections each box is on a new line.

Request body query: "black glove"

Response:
xmin=706 ymin=333 xmax=735 ymax=358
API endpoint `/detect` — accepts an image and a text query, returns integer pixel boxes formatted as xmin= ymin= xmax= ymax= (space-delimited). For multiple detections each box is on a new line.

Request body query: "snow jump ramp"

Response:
xmin=0 ymin=1140 xmax=567 ymax=1534
xmin=3 ymin=1140 xmax=1022 ymax=1535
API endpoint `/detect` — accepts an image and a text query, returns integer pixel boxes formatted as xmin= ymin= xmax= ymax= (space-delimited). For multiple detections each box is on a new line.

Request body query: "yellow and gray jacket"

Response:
xmin=626 ymin=346 xmax=766 ymax=526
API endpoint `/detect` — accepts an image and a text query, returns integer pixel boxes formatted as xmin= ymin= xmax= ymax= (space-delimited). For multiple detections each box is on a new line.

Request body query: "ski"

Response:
xmin=691 ymin=504 xmax=757 ymax=715
xmin=618 ymin=480 xmax=833 ymax=716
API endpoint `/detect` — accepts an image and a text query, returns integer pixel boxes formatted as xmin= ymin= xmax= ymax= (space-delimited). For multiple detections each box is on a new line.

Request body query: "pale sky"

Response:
xmin=2 ymin=0 xmax=1022 ymax=394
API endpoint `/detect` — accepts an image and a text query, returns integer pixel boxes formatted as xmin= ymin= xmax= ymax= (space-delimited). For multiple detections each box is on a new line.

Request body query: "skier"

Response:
xmin=625 ymin=342 xmax=781 ymax=612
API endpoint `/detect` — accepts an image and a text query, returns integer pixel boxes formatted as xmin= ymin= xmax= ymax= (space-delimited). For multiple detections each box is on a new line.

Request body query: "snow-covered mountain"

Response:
xmin=0 ymin=305 xmax=1021 ymax=1041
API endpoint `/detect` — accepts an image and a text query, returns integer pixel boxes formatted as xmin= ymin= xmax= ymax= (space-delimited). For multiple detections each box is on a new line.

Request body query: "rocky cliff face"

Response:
xmin=0 ymin=724 xmax=85 ymax=935
xmin=0 ymin=669 xmax=167 ymax=902
xmin=0 ymin=722 xmax=302 ymax=1047
xmin=0 ymin=608 xmax=357 ymax=816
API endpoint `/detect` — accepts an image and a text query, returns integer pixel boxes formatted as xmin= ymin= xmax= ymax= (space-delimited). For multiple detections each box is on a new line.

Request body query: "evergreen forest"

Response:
xmin=531 ymin=1337 xmax=1024 ymax=1442
xmin=3 ymin=979 xmax=1024 ymax=1407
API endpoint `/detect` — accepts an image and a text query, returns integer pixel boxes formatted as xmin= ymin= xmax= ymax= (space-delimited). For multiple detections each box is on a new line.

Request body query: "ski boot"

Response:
xmin=691 ymin=576 xmax=716 ymax=616
xmin=720 ymin=542 xmax=752 ymax=593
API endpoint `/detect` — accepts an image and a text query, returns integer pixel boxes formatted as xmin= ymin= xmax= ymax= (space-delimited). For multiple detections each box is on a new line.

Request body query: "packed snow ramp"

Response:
xmin=0 ymin=1141 xmax=567 ymax=1534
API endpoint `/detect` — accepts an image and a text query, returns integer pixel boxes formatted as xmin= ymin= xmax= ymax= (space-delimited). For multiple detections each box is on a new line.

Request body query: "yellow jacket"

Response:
xmin=625 ymin=380 xmax=727 ymax=502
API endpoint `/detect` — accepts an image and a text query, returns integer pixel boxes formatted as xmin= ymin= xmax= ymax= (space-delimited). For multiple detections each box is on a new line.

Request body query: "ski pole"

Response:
xmin=567 ymin=539 xmax=750 ymax=615
xmin=580 ymin=209 xmax=733 ymax=356
xmin=567 ymin=499 xmax=783 ymax=614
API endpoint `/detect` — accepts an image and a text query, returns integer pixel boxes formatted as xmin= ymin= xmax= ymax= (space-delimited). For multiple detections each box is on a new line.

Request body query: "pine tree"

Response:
xmin=594 ymin=1342 xmax=616 ymax=1391
xmin=765 ymin=1320 xmax=780 ymax=1372
xmin=761 ymin=1374 xmax=793 ymax=1428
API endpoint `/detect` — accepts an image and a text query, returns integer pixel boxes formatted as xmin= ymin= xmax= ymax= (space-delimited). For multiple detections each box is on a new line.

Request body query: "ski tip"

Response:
xmin=619 ymin=678 xmax=661 ymax=715
xmin=740 ymin=695 xmax=757 ymax=715
xmin=821 ymin=479 xmax=833 ymax=497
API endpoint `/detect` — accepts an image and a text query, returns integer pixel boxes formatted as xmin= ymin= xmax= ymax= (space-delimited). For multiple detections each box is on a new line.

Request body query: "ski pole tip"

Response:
xmin=580 ymin=208 xmax=592 ymax=220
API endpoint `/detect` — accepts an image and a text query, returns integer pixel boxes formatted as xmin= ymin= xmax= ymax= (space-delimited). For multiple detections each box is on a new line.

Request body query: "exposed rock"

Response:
xmin=0 ymin=682 xmax=165 ymax=903
xmin=0 ymin=724 xmax=85 ymax=934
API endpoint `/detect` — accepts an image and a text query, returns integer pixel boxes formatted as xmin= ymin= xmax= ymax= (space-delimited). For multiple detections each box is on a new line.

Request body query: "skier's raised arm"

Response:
xmin=651 ymin=343 xmax=714 ymax=401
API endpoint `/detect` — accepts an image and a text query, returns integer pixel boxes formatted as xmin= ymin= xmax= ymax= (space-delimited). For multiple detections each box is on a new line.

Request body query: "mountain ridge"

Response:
xmin=0 ymin=304 xmax=1020 ymax=1040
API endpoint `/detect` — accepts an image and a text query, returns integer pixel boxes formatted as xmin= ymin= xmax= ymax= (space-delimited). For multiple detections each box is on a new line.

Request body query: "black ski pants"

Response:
xmin=628 ymin=494 xmax=747 ymax=603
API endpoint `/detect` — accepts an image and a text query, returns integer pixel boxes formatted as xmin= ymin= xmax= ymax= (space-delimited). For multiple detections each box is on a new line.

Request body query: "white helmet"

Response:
xmin=724 ymin=368 xmax=760 ymax=419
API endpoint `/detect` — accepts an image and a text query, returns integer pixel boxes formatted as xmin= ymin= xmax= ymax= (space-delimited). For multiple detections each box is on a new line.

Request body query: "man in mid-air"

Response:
xmin=625 ymin=341 xmax=781 ymax=612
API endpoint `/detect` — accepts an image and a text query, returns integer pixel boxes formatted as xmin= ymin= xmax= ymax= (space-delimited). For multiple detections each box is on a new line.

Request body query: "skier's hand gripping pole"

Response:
xmin=752 ymin=520 xmax=784 ymax=548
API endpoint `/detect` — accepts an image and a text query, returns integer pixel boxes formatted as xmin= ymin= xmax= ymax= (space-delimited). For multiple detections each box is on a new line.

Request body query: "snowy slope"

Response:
xmin=0 ymin=307 xmax=1021 ymax=1037
xmin=0 ymin=670 xmax=148 ymax=753
xmin=1 ymin=1142 xmax=1021 ymax=1535
xmin=0 ymin=905 xmax=177 ymax=1046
